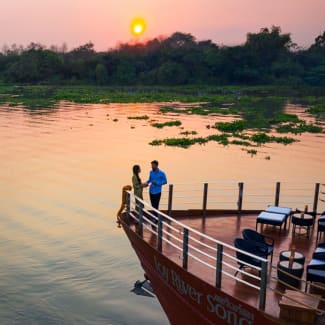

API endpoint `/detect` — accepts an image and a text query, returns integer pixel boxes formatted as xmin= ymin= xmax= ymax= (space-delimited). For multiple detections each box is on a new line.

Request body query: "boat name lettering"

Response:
xmin=154 ymin=256 xmax=255 ymax=324
xmin=154 ymin=256 xmax=203 ymax=305
xmin=170 ymin=270 xmax=203 ymax=305
xmin=207 ymin=294 xmax=254 ymax=325
xmin=154 ymin=256 xmax=169 ymax=282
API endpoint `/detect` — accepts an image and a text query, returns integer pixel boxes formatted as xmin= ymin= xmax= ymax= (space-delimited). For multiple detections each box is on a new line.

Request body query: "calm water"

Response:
xmin=1 ymin=102 xmax=325 ymax=324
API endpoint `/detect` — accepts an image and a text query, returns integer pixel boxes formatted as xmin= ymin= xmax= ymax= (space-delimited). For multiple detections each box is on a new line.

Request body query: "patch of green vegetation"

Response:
xmin=269 ymin=113 xmax=302 ymax=124
xmin=251 ymin=132 xmax=297 ymax=145
xmin=159 ymin=101 xmax=238 ymax=116
xmin=127 ymin=115 xmax=149 ymax=120
xmin=150 ymin=137 xmax=208 ymax=148
xmin=236 ymin=96 xmax=287 ymax=129
xmin=231 ymin=140 xmax=252 ymax=146
xmin=187 ymin=105 xmax=238 ymax=116
xmin=232 ymin=133 xmax=251 ymax=140
xmin=179 ymin=130 xmax=198 ymax=136
xmin=213 ymin=120 xmax=247 ymax=133
xmin=247 ymin=149 xmax=257 ymax=156
xmin=276 ymin=122 xmax=323 ymax=134
xmin=306 ymin=104 xmax=325 ymax=116
xmin=149 ymin=134 xmax=230 ymax=148
xmin=164 ymin=137 xmax=207 ymax=148
xmin=273 ymin=136 xmax=297 ymax=145
xmin=159 ymin=106 xmax=182 ymax=114
xmin=207 ymin=134 xmax=229 ymax=145
xmin=149 ymin=139 xmax=164 ymax=146
xmin=151 ymin=120 xmax=182 ymax=128
xmin=251 ymin=132 xmax=272 ymax=144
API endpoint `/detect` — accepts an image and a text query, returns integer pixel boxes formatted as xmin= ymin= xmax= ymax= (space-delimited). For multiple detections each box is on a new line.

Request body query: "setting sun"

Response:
xmin=130 ymin=18 xmax=146 ymax=37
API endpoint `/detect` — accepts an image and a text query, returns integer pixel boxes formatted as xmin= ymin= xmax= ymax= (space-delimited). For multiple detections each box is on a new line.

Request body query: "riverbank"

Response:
xmin=0 ymin=84 xmax=325 ymax=107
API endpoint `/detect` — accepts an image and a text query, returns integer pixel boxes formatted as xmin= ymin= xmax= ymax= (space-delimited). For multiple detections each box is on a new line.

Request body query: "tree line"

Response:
xmin=0 ymin=26 xmax=324 ymax=86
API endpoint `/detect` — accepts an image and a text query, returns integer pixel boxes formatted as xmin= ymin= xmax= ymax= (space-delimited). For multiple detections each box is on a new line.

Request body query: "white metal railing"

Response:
xmin=146 ymin=181 xmax=324 ymax=214
xmin=125 ymin=191 xmax=268 ymax=311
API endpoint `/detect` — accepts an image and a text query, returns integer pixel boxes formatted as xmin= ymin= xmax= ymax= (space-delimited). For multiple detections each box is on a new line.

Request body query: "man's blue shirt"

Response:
xmin=147 ymin=169 xmax=167 ymax=194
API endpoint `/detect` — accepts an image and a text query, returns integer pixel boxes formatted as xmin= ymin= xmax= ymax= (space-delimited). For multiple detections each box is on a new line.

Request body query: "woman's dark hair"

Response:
xmin=133 ymin=165 xmax=141 ymax=183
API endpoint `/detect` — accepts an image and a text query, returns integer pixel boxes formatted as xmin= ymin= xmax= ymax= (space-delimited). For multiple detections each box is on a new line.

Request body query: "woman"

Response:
xmin=132 ymin=165 xmax=147 ymax=199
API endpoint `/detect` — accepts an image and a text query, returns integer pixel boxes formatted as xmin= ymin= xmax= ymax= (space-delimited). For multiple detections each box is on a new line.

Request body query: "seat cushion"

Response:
xmin=315 ymin=247 xmax=325 ymax=254
xmin=257 ymin=211 xmax=286 ymax=226
xmin=318 ymin=220 xmax=325 ymax=229
xmin=307 ymin=268 xmax=325 ymax=283
xmin=266 ymin=206 xmax=291 ymax=216
xmin=308 ymin=258 xmax=325 ymax=269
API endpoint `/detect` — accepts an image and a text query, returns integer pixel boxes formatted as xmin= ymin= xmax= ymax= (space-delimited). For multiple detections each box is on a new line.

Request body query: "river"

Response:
xmin=0 ymin=101 xmax=324 ymax=324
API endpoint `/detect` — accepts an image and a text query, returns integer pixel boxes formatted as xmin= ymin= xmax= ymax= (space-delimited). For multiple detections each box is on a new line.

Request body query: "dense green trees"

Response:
xmin=0 ymin=27 xmax=324 ymax=86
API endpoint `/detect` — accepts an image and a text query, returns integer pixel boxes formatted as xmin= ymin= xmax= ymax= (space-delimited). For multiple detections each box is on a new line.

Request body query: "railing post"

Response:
xmin=126 ymin=192 xmax=131 ymax=225
xmin=138 ymin=200 xmax=143 ymax=237
xmin=313 ymin=183 xmax=320 ymax=214
xmin=238 ymin=182 xmax=244 ymax=214
xmin=167 ymin=184 xmax=173 ymax=217
xmin=157 ymin=214 xmax=163 ymax=253
xmin=216 ymin=243 xmax=223 ymax=289
xmin=259 ymin=260 xmax=267 ymax=311
xmin=275 ymin=182 xmax=281 ymax=206
xmin=182 ymin=228 xmax=189 ymax=270
xmin=202 ymin=183 xmax=208 ymax=217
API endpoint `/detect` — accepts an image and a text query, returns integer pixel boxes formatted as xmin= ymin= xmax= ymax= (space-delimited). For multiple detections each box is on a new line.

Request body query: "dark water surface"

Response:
xmin=1 ymin=102 xmax=324 ymax=324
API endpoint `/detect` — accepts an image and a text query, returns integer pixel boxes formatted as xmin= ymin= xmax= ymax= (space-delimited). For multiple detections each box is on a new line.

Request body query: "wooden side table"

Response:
xmin=277 ymin=261 xmax=304 ymax=288
xmin=291 ymin=213 xmax=314 ymax=238
xmin=279 ymin=250 xmax=305 ymax=265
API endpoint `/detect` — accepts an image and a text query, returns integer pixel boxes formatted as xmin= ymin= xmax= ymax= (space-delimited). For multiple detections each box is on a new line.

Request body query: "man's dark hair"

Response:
xmin=151 ymin=160 xmax=159 ymax=166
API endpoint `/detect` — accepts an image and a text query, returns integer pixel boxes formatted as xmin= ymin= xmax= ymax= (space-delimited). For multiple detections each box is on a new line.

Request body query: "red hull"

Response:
xmin=122 ymin=222 xmax=277 ymax=325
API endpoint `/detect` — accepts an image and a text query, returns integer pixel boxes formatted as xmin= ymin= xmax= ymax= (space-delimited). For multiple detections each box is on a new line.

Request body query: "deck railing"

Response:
xmin=156 ymin=181 xmax=324 ymax=215
xmin=125 ymin=191 xmax=269 ymax=311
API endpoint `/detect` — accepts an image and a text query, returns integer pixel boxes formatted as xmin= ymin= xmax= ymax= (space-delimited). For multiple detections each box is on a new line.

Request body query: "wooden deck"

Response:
xmin=131 ymin=211 xmax=325 ymax=323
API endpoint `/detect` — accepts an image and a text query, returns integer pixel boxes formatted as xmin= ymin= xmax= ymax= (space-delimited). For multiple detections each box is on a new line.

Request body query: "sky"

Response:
xmin=1 ymin=0 xmax=324 ymax=51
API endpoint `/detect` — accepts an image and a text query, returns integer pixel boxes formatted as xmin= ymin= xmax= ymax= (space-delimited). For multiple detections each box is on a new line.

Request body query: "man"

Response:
xmin=146 ymin=160 xmax=167 ymax=212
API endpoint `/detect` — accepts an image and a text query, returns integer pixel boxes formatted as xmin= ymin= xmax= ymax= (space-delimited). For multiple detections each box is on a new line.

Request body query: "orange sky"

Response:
xmin=1 ymin=0 xmax=324 ymax=50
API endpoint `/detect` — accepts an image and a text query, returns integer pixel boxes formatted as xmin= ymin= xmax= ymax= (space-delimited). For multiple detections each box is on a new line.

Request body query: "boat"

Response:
xmin=118 ymin=181 xmax=325 ymax=324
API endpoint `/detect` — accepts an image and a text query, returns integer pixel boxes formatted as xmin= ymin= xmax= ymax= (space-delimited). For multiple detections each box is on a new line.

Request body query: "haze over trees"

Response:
xmin=0 ymin=26 xmax=324 ymax=86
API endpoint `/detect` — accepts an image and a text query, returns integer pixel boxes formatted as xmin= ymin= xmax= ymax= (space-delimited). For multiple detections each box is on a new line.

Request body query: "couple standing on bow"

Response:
xmin=132 ymin=160 xmax=167 ymax=212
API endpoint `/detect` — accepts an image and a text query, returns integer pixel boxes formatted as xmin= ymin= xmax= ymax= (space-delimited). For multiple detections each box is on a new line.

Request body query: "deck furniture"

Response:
xmin=313 ymin=247 xmax=325 ymax=260
xmin=265 ymin=205 xmax=291 ymax=218
xmin=256 ymin=211 xmax=287 ymax=233
xmin=305 ymin=265 xmax=325 ymax=292
xmin=279 ymin=289 xmax=321 ymax=324
xmin=255 ymin=206 xmax=292 ymax=233
xmin=279 ymin=250 xmax=305 ymax=265
xmin=305 ymin=246 xmax=325 ymax=292
xmin=305 ymin=268 xmax=325 ymax=292
xmin=277 ymin=260 xmax=304 ymax=288
xmin=316 ymin=216 xmax=325 ymax=243
xmin=242 ymin=229 xmax=274 ymax=265
xmin=291 ymin=212 xmax=314 ymax=238
xmin=233 ymin=238 xmax=268 ymax=276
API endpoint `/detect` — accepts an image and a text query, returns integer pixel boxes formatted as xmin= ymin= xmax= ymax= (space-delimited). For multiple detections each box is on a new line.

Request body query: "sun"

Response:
xmin=130 ymin=18 xmax=146 ymax=37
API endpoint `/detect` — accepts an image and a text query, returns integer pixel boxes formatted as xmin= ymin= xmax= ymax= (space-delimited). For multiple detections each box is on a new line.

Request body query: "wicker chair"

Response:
xmin=234 ymin=238 xmax=268 ymax=276
xmin=242 ymin=228 xmax=274 ymax=265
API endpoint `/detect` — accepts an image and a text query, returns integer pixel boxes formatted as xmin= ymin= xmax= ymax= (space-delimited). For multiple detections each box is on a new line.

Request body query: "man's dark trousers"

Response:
xmin=150 ymin=192 xmax=161 ymax=223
